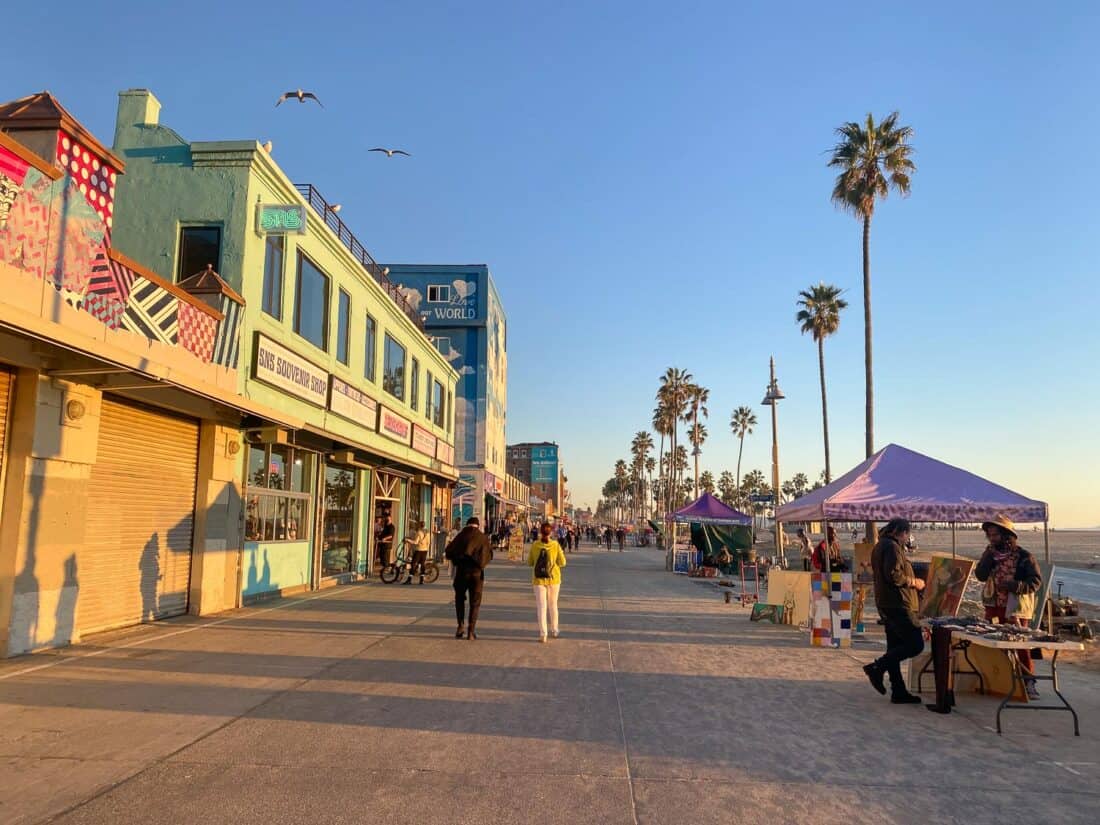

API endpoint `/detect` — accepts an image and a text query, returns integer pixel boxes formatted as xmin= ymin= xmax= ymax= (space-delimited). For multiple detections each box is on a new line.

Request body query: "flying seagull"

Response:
xmin=276 ymin=90 xmax=323 ymax=107
xmin=369 ymin=147 xmax=411 ymax=157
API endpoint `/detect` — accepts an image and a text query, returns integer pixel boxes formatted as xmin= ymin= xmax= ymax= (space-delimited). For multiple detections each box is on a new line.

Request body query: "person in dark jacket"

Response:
xmin=863 ymin=518 xmax=926 ymax=704
xmin=974 ymin=514 xmax=1042 ymax=698
xmin=444 ymin=517 xmax=493 ymax=640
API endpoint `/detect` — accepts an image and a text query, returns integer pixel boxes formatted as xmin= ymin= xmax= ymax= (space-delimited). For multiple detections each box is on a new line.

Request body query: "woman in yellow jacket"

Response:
xmin=528 ymin=521 xmax=567 ymax=643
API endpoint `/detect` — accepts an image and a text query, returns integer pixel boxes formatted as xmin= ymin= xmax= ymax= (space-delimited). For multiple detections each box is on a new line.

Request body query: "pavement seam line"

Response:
xmin=32 ymin=592 xmax=450 ymax=825
xmin=593 ymin=553 xmax=642 ymax=825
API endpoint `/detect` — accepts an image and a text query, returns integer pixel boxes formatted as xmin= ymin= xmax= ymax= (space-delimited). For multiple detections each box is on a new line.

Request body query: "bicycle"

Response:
xmin=380 ymin=554 xmax=440 ymax=584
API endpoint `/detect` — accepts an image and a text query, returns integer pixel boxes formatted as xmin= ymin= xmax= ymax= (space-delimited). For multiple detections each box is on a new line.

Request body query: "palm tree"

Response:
xmin=796 ymin=282 xmax=848 ymax=483
xmin=687 ymin=419 xmax=708 ymax=494
xmin=717 ymin=470 xmax=736 ymax=503
xmin=614 ymin=460 xmax=628 ymax=523
xmin=652 ymin=406 xmax=672 ymax=513
xmin=644 ymin=456 xmax=656 ymax=516
xmin=631 ymin=431 xmax=654 ymax=521
xmin=683 ymin=383 xmax=709 ymax=497
xmin=828 ymin=111 xmax=915 ymax=461
xmin=729 ymin=406 xmax=758 ymax=493
xmin=699 ymin=470 xmax=715 ymax=494
xmin=658 ymin=368 xmax=692 ymax=512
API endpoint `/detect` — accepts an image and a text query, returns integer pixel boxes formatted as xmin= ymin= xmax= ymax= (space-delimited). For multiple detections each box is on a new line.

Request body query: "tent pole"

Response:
xmin=1044 ymin=519 xmax=1052 ymax=632
xmin=1043 ymin=520 xmax=1050 ymax=564
xmin=951 ymin=521 xmax=956 ymax=559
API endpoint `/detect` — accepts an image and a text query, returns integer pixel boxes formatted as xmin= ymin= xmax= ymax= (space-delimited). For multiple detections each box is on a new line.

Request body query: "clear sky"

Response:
xmin=5 ymin=1 xmax=1098 ymax=525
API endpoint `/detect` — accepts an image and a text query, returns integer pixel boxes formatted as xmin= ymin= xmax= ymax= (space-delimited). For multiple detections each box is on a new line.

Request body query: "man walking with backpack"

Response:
xmin=444 ymin=517 xmax=493 ymax=640
xmin=528 ymin=522 xmax=567 ymax=643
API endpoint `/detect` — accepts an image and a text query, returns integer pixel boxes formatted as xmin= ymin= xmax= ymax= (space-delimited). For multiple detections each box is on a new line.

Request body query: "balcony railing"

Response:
xmin=294 ymin=183 xmax=424 ymax=330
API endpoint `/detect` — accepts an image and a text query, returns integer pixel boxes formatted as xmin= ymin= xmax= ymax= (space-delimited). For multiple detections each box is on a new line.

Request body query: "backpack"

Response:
xmin=534 ymin=546 xmax=551 ymax=579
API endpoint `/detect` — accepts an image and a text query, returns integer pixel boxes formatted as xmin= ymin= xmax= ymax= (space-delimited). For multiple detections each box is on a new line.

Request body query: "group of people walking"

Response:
xmin=444 ymin=517 xmax=568 ymax=643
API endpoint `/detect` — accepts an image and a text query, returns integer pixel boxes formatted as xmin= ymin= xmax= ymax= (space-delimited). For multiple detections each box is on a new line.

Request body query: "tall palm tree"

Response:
xmin=683 ymin=383 xmax=709 ymax=497
xmin=796 ymin=282 xmax=848 ymax=483
xmin=630 ymin=431 xmax=653 ymax=522
xmin=729 ymin=406 xmax=758 ymax=493
xmin=828 ymin=111 xmax=915 ymax=461
xmin=644 ymin=456 xmax=656 ymax=515
xmin=687 ymin=419 xmax=708 ymax=495
xmin=658 ymin=368 xmax=692 ymax=513
xmin=614 ymin=460 xmax=629 ymax=523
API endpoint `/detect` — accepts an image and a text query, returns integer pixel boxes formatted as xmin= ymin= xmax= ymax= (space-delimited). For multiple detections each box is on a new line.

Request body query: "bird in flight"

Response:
xmin=369 ymin=148 xmax=411 ymax=157
xmin=276 ymin=90 xmax=323 ymax=107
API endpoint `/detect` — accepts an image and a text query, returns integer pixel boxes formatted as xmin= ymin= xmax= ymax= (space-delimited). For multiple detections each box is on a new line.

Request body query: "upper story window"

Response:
xmin=432 ymin=379 xmax=444 ymax=428
xmin=425 ymin=370 xmax=433 ymax=419
xmin=261 ymin=234 xmax=284 ymax=319
xmin=336 ymin=289 xmax=351 ymax=365
xmin=427 ymin=285 xmax=450 ymax=303
xmin=410 ymin=358 xmax=420 ymax=411
xmin=177 ymin=226 xmax=221 ymax=282
xmin=294 ymin=252 xmax=330 ymax=352
xmin=447 ymin=390 xmax=453 ymax=432
xmin=364 ymin=314 xmax=377 ymax=382
xmin=383 ymin=333 xmax=406 ymax=401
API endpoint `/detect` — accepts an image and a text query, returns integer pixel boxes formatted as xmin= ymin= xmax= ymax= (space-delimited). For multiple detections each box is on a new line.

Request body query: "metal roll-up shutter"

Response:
xmin=81 ymin=397 xmax=199 ymax=635
xmin=0 ymin=367 xmax=11 ymax=491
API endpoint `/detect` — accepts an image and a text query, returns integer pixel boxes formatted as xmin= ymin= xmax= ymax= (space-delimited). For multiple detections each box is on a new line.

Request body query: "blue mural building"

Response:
xmin=390 ymin=264 xmax=508 ymax=527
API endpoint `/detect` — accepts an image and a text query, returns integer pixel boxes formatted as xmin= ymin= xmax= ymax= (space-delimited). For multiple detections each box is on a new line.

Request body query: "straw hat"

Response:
xmin=981 ymin=514 xmax=1017 ymax=538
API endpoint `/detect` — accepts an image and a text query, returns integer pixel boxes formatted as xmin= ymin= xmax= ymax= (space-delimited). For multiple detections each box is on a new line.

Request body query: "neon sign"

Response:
xmin=256 ymin=204 xmax=306 ymax=235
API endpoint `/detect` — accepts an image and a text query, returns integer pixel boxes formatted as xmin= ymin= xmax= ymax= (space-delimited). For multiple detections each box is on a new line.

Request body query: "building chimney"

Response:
xmin=113 ymin=89 xmax=161 ymax=148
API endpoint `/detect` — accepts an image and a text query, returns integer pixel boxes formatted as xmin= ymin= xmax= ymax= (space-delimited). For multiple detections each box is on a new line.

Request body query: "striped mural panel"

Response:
xmin=121 ymin=275 xmax=178 ymax=344
xmin=212 ymin=294 xmax=242 ymax=368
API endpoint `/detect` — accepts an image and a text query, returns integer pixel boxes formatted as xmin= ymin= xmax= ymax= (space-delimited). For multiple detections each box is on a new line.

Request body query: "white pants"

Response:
xmin=534 ymin=583 xmax=560 ymax=637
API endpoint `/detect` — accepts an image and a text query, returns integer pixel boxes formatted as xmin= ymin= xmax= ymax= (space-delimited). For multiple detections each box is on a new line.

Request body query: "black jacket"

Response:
xmin=974 ymin=545 xmax=1041 ymax=595
xmin=871 ymin=534 xmax=919 ymax=612
xmin=444 ymin=526 xmax=492 ymax=572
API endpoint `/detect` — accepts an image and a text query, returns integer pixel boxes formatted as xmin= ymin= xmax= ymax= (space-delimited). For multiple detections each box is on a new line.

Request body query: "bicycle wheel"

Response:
xmin=380 ymin=564 xmax=401 ymax=584
xmin=422 ymin=562 xmax=440 ymax=584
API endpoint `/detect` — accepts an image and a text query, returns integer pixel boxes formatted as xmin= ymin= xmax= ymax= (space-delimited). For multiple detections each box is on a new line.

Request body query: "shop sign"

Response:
xmin=253 ymin=333 xmax=328 ymax=406
xmin=494 ymin=474 xmax=505 ymax=495
xmin=412 ymin=424 xmax=437 ymax=456
xmin=256 ymin=203 xmax=307 ymax=235
xmin=329 ymin=376 xmax=378 ymax=424
xmin=435 ymin=440 xmax=455 ymax=465
xmin=378 ymin=404 xmax=412 ymax=445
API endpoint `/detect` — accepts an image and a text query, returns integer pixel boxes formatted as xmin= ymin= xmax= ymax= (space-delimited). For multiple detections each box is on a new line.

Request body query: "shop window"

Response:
xmin=177 ymin=225 xmax=221 ymax=282
xmin=364 ymin=314 xmax=377 ymax=382
xmin=383 ymin=333 xmax=406 ymax=401
xmin=261 ymin=234 xmax=284 ymax=319
xmin=336 ymin=288 xmax=351 ymax=365
xmin=427 ymin=285 xmax=450 ymax=303
xmin=294 ymin=251 xmax=330 ymax=352
xmin=410 ymin=358 xmax=420 ymax=411
xmin=432 ymin=379 xmax=444 ymax=428
xmin=245 ymin=445 xmax=313 ymax=543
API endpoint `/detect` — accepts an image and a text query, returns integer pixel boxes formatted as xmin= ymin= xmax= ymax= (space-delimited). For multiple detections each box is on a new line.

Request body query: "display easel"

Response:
xmin=739 ymin=560 xmax=760 ymax=606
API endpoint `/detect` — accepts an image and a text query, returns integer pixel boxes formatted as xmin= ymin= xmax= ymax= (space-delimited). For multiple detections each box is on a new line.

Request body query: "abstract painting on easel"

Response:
xmin=810 ymin=573 xmax=831 ymax=646
xmin=918 ymin=555 xmax=974 ymax=618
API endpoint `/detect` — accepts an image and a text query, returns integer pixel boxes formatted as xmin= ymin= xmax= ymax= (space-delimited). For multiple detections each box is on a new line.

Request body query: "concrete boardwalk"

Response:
xmin=1 ymin=548 xmax=1097 ymax=825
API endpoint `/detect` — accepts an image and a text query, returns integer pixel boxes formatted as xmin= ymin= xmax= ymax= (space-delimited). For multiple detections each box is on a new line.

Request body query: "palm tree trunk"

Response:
xmin=736 ymin=435 xmax=745 ymax=494
xmin=818 ymin=337 xmax=831 ymax=484
xmin=692 ymin=409 xmax=700 ymax=499
xmin=863 ymin=213 xmax=874 ymax=542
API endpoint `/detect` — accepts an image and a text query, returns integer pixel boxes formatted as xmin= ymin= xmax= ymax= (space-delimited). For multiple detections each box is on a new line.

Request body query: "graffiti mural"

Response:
xmin=0 ymin=133 xmax=241 ymax=368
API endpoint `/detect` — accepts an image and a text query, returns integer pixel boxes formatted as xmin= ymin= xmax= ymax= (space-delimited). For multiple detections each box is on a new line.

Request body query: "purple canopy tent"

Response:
xmin=775 ymin=443 xmax=1050 ymax=561
xmin=671 ymin=492 xmax=753 ymax=525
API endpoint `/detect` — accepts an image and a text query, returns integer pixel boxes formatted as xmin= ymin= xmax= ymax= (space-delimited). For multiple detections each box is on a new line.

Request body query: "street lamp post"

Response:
xmin=761 ymin=357 xmax=785 ymax=565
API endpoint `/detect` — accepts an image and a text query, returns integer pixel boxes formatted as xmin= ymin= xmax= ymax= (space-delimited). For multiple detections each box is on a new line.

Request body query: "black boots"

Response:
xmin=455 ymin=625 xmax=465 ymax=639
xmin=863 ymin=662 xmax=886 ymax=695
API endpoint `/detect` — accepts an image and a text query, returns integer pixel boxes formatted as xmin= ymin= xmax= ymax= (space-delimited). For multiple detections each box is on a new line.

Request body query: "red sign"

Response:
xmin=412 ymin=424 xmax=437 ymax=456
xmin=378 ymin=405 xmax=411 ymax=445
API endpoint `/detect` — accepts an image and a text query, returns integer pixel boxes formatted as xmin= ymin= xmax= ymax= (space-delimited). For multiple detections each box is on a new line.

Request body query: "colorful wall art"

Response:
xmin=811 ymin=572 xmax=852 ymax=648
xmin=918 ymin=555 xmax=975 ymax=618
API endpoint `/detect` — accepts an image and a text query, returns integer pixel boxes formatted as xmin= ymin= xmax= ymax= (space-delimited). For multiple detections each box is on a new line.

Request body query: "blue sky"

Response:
xmin=5 ymin=1 xmax=1098 ymax=525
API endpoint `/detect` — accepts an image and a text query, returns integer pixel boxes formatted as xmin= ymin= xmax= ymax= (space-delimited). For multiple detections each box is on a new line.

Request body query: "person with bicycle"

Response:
xmin=402 ymin=520 xmax=431 ymax=585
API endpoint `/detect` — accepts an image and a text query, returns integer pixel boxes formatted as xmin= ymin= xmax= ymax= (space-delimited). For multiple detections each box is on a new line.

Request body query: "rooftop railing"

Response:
xmin=294 ymin=183 xmax=424 ymax=330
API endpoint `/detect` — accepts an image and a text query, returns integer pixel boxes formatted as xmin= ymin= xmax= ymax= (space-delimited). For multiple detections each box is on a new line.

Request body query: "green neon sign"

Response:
xmin=257 ymin=204 xmax=306 ymax=235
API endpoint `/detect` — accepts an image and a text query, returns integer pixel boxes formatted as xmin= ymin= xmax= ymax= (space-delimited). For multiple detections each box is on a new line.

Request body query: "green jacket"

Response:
xmin=528 ymin=540 xmax=567 ymax=585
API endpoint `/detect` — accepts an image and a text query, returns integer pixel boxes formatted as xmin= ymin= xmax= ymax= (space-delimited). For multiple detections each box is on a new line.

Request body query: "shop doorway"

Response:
xmin=371 ymin=471 xmax=403 ymax=576
xmin=321 ymin=463 xmax=358 ymax=578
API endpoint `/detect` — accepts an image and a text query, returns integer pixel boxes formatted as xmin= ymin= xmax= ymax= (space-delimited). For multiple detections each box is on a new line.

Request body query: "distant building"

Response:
xmin=386 ymin=265 xmax=512 ymax=529
xmin=507 ymin=442 xmax=566 ymax=517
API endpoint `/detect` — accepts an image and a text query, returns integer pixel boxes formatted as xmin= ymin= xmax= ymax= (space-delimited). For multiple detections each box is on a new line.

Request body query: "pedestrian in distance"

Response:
xmin=376 ymin=513 xmax=396 ymax=569
xmin=616 ymin=527 xmax=626 ymax=552
xmin=402 ymin=520 xmax=431 ymax=585
xmin=444 ymin=517 xmax=493 ymax=640
xmin=528 ymin=522 xmax=567 ymax=643
xmin=797 ymin=528 xmax=813 ymax=572
xmin=604 ymin=527 xmax=613 ymax=550
xmin=863 ymin=518 xmax=925 ymax=704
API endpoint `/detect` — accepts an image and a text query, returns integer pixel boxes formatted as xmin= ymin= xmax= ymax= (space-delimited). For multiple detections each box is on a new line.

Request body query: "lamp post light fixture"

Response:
xmin=761 ymin=356 xmax=785 ymax=564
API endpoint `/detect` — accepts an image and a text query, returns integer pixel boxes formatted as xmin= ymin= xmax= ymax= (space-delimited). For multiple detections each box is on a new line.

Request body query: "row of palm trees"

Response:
xmin=597 ymin=111 xmax=915 ymax=526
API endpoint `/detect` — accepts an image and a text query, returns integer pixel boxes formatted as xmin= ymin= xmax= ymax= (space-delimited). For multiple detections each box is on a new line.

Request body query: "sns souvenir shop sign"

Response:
xmin=254 ymin=334 xmax=328 ymax=406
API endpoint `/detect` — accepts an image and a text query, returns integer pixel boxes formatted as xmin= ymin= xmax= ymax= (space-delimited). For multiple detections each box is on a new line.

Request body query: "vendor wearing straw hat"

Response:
xmin=974 ymin=515 xmax=1043 ymax=700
